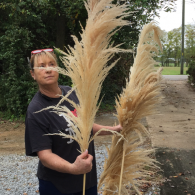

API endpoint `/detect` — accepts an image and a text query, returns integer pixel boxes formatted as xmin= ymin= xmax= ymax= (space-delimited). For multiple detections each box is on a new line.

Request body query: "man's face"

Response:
xmin=30 ymin=55 xmax=59 ymax=87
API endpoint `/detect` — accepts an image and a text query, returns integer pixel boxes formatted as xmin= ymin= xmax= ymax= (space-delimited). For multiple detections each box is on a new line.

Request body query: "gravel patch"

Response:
xmin=0 ymin=146 xmax=107 ymax=195
xmin=0 ymin=142 xmax=159 ymax=195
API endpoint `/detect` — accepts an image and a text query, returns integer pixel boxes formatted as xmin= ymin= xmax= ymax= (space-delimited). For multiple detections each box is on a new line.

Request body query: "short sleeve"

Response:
xmin=25 ymin=117 xmax=52 ymax=156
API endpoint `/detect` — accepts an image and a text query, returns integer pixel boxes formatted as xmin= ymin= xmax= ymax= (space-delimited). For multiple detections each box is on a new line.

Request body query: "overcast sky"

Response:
xmin=154 ymin=0 xmax=195 ymax=32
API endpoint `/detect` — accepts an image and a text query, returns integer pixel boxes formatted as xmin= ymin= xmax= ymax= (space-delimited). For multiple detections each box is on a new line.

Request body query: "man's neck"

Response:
xmin=39 ymin=84 xmax=62 ymax=98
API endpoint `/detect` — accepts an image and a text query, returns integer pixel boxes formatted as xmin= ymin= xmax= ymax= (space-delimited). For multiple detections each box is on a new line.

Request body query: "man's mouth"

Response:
xmin=45 ymin=76 xmax=53 ymax=79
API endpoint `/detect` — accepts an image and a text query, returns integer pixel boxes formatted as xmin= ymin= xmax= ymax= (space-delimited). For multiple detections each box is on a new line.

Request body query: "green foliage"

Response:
xmin=185 ymin=25 xmax=195 ymax=65
xmin=0 ymin=26 xmax=36 ymax=117
xmin=0 ymin=0 xmax=75 ymax=118
xmin=101 ymin=0 xmax=176 ymax=103
xmin=99 ymin=102 xmax=115 ymax=113
xmin=159 ymin=29 xmax=181 ymax=67
xmin=0 ymin=0 xmax=175 ymax=118
xmin=187 ymin=57 xmax=195 ymax=85
xmin=100 ymin=53 xmax=134 ymax=103
xmin=158 ymin=24 xmax=195 ymax=67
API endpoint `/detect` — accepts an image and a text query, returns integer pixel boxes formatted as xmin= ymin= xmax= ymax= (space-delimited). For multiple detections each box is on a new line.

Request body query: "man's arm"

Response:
xmin=92 ymin=123 xmax=122 ymax=135
xmin=37 ymin=149 xmax=93 ymax=175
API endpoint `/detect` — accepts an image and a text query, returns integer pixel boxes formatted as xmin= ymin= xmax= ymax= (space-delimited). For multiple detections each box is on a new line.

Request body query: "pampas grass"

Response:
xmin=46 ymin=0 xmax=132 ymax=155
xmin=98 ymin=22 xmax=163 ymax=195
xmin=36 ymin=0 xmax=132 ymax=194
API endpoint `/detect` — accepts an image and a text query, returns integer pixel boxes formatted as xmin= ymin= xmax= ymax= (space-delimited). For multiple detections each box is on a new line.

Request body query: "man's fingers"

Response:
xmin=79 ymin=149 xmax=88 ymax=159
xmin=72 ymin=152 xmax=93 ymax=174
xmin=115 ymin=124 xmax=122 ymax=132
xmin=87 ymin=154 xmax=93 ymax=162
xmin=86 ymin=155 xmax=93 ymax=170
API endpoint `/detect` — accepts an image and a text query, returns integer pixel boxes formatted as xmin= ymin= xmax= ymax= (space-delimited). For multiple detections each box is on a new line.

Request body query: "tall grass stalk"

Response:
xmin=37 ymin=0 xmax=132 ymax=194
xmin=98 ymin=22 xmax=163 ymax=195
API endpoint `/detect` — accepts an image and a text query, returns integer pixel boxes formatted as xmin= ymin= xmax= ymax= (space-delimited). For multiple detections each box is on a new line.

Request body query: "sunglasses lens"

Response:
xmin=31 ymin=48 xmax=53 ymax=55
xmin=44 ymin=49 xmax=53 ymax=52
xmin=32 ymin=50 xmax=41 ymax=54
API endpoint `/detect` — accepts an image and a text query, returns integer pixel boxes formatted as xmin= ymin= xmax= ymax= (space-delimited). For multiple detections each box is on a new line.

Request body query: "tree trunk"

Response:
xmin=186 ymin=60 xmax=188 ymax=67
xmin=56 ymin=15 xmax=66 ymax=50
xmin=174 ymin=54 xmax=177 ymax=67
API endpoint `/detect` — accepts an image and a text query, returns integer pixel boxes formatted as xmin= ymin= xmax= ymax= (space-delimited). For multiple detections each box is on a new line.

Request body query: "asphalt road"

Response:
xmin=156 ymin=148 xmax=195 ymax=195
xmin=163 ymin=75 xmax=188 ymax=81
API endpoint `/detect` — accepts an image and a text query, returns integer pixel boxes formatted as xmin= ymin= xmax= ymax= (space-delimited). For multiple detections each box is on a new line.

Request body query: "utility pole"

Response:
xmin=180 ymin=0 xmax=185 ymax=75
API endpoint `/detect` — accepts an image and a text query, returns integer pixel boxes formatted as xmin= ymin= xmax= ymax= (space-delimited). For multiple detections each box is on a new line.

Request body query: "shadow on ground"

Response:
xmin=156 ymin=148 xmax=195 ymax=195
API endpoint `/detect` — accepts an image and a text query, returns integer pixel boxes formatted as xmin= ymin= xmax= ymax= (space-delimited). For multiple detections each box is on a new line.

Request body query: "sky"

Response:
xmin=154 ymin=0 xmax=195 ymax=32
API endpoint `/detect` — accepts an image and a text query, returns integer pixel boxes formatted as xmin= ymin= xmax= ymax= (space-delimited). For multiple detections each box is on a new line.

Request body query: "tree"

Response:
xmin=100 ymin=0 xmax=177 ymax=102
xmin=185 ymin=24 xmax=195 ymax=66
xmin=159 ymin=24 xmax=195 ymax=68
xmin=162 ymin=31 xmax=175 ymax=66
xmin=0 ymin=0 xmax=177 ymax=117
xmin=0 ymin=0 xmax=86 ymax=116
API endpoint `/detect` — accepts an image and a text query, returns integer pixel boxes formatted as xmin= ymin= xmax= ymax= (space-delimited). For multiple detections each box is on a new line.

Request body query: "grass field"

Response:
xmin=155 ymin=66 xmax=189 ymax=75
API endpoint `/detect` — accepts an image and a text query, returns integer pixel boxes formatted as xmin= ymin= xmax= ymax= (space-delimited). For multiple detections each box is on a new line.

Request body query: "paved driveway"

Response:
xmin=163 ymin=75 xmax=188 ymax=80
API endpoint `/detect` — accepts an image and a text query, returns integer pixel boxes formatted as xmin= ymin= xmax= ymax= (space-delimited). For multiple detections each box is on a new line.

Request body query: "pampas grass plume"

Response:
xmin=36 ymin=0 xmax=132 ymax=194
xmin=98 ymin=22 xmax=163 ymax=195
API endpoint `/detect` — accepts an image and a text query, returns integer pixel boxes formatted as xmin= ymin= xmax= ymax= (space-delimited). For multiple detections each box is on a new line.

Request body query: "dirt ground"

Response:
xmin=146 ymin=79 xmax=195 ymax=195
xmin=1 ymin=79 xmax=194 ymax=155
xmin=0 ymin=79 xmax=195 ymax=194
xmin=0 ymin=122 xmax=25 ymax=155
xmin=147 ymin=79 xmax=195 ymax=150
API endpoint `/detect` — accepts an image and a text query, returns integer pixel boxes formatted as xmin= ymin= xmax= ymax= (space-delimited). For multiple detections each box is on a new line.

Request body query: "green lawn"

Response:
xmin=155 ymin=67 xmax=189 ymax=75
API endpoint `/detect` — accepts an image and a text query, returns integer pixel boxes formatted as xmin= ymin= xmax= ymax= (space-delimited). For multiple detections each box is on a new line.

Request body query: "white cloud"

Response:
xmin=154 ymin=0 xmax=195 ymax=32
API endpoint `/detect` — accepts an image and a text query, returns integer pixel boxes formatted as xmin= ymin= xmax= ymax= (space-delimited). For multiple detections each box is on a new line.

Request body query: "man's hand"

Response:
xmin=113 ymin=124 xmax=122 ymax=133
xmin=70 ymin=150 xmax=93 ymax=175
xmin=37 ymin=149 xmax=93 ymax=175
xmin=93 ymin=123 xmax=122 ymax=135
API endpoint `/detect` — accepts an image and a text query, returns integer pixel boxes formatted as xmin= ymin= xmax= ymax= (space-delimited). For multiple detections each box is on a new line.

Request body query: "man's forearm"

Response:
xmin=38 ymin=150 xmax=73 ymax=174
xmin=37 ymin=149 xmax=93 ymax=175
xmin=92 ymin=123 xmax=121 ymax=135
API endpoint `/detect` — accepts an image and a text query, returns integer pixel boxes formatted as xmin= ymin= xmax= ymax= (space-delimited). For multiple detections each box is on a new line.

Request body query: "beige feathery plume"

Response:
xmin=98 ymin=22 xmax=163 ymax=195
xmin=36 ymin=0 xmax=132 ymax=194
xmin=46 ymin=0 xmax=132 ymax=153
xmin=37 ymin=0 xmax=132 ymax=152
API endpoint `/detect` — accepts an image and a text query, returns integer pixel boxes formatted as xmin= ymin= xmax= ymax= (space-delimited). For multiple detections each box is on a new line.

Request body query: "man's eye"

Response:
xmin=39 ymin=65 xmax=45 ymax=68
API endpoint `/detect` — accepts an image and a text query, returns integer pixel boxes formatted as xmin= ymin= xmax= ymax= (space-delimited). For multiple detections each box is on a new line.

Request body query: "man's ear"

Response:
xmin=30 ymin=70 xmax=36 ymax=80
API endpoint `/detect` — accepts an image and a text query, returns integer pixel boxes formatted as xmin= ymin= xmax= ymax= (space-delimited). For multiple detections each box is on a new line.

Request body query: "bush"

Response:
xmin=186 ymin=58 xmax=195 ymax=86
xmin=0 ymin=28 xmax=71 ymax=118
xmin=0 ymin=27 xmax=36 ymax=117
xmin=0 ymin=0 xmax=170 ymax=118
xmin=100 ymin=53 xmax=134 ymax=104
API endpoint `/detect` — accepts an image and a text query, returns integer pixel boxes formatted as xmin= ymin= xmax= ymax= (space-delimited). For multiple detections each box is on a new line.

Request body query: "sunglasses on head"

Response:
xmin=31 ymin=48 xmax=53 ymax=56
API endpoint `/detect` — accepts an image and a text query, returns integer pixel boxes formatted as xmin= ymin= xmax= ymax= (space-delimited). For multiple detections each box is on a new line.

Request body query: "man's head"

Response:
xmin=30 ymin=49 xmax=59 ymax=87
xmin=30 ymin=49 xmax=57 ymax=71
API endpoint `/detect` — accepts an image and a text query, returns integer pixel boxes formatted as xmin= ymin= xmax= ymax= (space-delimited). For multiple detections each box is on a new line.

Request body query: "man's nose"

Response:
xmin=45 ymin=65 xmax=52 ymax=72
